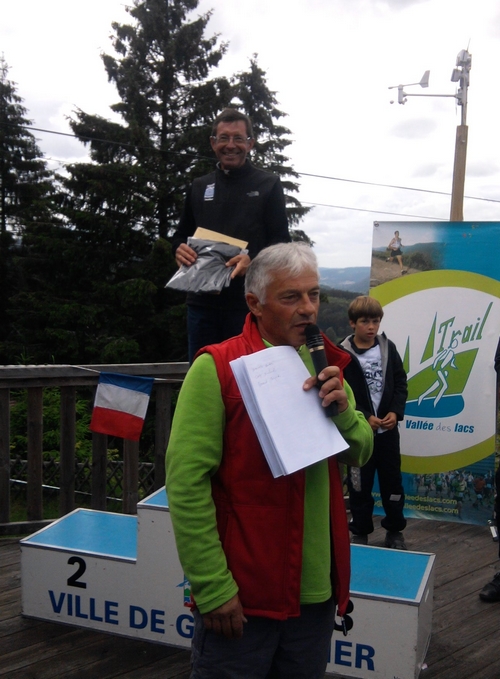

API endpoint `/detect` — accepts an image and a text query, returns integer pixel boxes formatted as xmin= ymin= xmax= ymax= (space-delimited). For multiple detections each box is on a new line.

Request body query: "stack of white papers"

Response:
xmin=230 ymin=345 xmax=348 ymax=477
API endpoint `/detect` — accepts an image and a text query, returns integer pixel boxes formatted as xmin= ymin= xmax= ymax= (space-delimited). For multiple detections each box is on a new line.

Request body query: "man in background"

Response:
xmin=172 ymin=108 xmax=290 ymax=362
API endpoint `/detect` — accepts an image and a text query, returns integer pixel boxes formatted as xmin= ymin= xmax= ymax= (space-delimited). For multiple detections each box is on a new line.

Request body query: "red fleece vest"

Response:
xmin=199 ymin=314 xmax=353 ymax=619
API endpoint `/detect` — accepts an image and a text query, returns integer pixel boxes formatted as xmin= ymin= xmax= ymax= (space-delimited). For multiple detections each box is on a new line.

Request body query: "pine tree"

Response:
xmin=42 ymin=2 xmax=315 ymax=363
xmin=0 ymin=57 xmax=55 ymax=356
xmin=0 ymin=57 xmax=53 ymax=238
xmin=63 ymin=0 xmax=231 ymax=241
xmin=230 ymin=55 xmax=312 ymax=234
xmin=46 ymin=0 xmax=236 ymax=363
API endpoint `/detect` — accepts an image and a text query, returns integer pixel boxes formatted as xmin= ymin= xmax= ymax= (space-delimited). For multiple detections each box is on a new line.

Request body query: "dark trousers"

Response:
xmin=348 ymin=427 xmax=406 ymax=535
xmin=190 ymin=598 xmax=335 ymax=679
xmin=187 ymin=305 xmax=248 ymax=364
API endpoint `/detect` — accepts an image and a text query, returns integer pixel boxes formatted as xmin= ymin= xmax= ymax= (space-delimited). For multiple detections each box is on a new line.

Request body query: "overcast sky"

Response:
xmin=2 ymin=0 xmax=500 ymax=268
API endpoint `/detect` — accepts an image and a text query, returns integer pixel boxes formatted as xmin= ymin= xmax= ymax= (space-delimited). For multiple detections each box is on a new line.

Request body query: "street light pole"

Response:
xmin=450 ymin=124 xmax=468 ymax=221
xmin=389 ymin=48 xmax=472 ymax=222
xmin=449 ymin=49 xmax=472 ymax=221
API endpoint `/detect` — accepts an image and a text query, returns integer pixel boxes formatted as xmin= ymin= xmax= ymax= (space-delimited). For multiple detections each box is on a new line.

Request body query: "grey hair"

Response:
xmin=245 ymin=242 xmax=318 ymax=303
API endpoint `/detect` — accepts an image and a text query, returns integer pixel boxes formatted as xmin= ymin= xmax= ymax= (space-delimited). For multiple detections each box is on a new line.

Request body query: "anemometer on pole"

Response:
xmin=388 ymin=70 xmax=430 ymax=105
xmin=388 ymin=49 xmax=472 ymax=221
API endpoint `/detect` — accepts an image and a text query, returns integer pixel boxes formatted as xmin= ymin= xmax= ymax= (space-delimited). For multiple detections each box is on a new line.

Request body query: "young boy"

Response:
xmin=339 ymin=296 xmax=408 ymax=549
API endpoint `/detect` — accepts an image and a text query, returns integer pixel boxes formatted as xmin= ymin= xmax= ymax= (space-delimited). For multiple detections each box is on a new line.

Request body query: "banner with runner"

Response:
xmin=369 ymin=221 xmax=500 ymax=525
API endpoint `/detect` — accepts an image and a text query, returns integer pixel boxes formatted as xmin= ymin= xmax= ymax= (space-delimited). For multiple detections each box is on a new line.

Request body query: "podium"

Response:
xmin=341 ymin=544 xmax=434 ymax=679
xmin=21 ymin=488 xmax=434 ymax=678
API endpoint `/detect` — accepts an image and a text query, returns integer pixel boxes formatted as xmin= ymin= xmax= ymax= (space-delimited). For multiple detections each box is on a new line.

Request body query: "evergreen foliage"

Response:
xmin=1 ymin=0 xmax=313 ymax=365
xmin=0 ymin=57 xmax=56 ymax=358
xmin=0 ymin=56 xmax=54 ymax=238
xmin=64 ymin=0 xmax=231 ymax=241
xmin=230 ymin=55 xmax=312 ymax=231
xmin=317 ymin=288 xmax=360 ymax=344
xmin=9 ymin=388 xmax=92 ymax=461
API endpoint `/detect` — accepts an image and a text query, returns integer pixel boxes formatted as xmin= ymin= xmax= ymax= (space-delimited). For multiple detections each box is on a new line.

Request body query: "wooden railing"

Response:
xmin=0 ymin=362 xmax=189 ymax=534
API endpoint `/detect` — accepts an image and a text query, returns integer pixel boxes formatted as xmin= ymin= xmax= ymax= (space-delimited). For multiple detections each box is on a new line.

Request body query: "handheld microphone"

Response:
xmin=304 ymin=324 xmax=338 ymax=417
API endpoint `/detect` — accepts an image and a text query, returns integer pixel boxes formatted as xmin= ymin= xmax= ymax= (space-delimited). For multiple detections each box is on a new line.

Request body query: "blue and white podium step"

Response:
xmin=21 ymin=487 xmax=434 ymax=679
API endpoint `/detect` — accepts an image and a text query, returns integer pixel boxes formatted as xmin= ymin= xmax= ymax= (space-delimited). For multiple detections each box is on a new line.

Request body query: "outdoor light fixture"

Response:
xmin=387 ymin=48 xmax=472 ymax=221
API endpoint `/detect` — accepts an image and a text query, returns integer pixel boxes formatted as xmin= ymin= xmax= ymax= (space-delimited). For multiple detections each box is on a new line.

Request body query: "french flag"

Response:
xmin=90 ymin=372 xmax=154 ymax=441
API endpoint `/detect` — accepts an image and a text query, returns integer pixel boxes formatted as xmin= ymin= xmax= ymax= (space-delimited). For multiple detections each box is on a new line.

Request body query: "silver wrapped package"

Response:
xmin=166 ymin=238 xmax=247 ymax=294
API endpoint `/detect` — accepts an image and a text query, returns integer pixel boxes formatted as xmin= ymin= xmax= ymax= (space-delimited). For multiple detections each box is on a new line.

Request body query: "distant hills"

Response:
xmin=319 ymin=243 xmax=441 ymax=295
xmin=373 ymin=242 xmax=438 ymax=257
xmin=319 ymin=266 xmax=370 ymax=294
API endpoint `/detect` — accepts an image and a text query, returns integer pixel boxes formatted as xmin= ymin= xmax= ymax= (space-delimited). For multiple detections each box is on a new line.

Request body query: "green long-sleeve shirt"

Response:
xmin=165 ymin=344 xmax=373 ymax=614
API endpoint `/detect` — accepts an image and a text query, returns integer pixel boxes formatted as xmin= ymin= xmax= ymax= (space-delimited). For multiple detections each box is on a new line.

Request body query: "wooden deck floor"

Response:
xmin=2 ymin=516 xmax=500 ymax=679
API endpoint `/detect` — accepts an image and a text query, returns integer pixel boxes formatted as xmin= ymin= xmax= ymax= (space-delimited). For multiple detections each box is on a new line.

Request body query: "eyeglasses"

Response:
xmin=211 ymin=134 xmax=251 ymax=145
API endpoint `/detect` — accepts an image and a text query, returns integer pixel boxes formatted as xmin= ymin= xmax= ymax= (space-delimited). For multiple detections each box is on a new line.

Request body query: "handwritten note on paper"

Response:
xmin=230 ymin=345 xmax=347 ymax=477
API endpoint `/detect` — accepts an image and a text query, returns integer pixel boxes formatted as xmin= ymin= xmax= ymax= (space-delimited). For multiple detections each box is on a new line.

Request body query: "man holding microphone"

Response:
xmin=166 ymin=242 xmax=373 ymax=678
